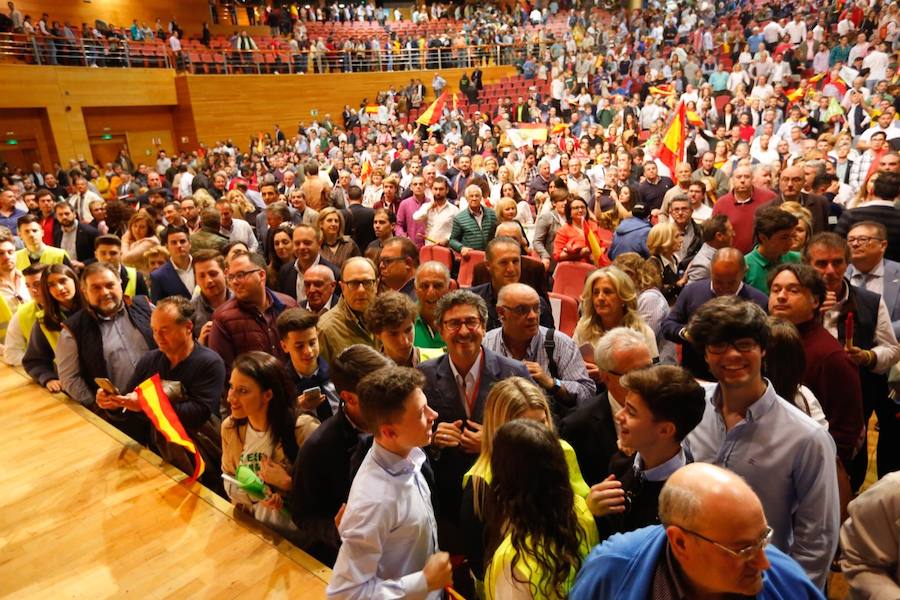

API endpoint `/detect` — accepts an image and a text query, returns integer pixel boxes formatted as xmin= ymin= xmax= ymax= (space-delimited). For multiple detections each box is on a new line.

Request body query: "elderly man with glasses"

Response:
xmin=208 ymin=251 xmax=298 ymax=373
xmin=316 ymin=256 xmax=380 ymax=365
xmin=682 ymin=297 xmax=840 ymax=590
xmin=571 ymin=464 xmax=825 ymax=599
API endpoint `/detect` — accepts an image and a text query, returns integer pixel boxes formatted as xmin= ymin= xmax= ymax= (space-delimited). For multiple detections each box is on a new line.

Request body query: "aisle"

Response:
xmin=0 ymin=365 xmax=329 ymax=599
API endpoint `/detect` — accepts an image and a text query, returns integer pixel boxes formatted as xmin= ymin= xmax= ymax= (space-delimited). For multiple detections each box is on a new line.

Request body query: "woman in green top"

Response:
xmin=485 ymin=419 xmax=598 ymax=599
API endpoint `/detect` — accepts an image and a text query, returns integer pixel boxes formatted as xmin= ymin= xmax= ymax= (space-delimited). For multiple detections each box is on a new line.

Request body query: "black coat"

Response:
xmin=276 ymin=255 xmax=340 ymax=300
xmin=558 ymin=391 xmax=620 ymax=486
xmin=53 ymin=221 xmax=99 ymax=262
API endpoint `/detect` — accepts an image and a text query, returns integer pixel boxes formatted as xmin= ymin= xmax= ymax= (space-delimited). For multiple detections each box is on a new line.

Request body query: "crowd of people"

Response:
xmin=2 ymin=0 xmax=900 ymax=598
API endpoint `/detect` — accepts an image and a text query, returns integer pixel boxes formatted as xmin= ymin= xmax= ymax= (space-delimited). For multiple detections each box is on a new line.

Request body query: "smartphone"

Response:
xmin=94 ymin=377 xmax=120 ymax=395
xmin=301 ymin=386 xmax=323 ymax=408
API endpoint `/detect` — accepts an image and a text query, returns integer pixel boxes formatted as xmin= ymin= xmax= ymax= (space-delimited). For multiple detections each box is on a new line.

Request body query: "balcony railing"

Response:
xmin=0 ymin=33 xmax=541 ymax=74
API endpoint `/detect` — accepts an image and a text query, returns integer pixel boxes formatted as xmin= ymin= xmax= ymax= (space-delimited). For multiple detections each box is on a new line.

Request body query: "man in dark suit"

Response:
xmin=661 ymin=248 xmax=769 ymax=380
xmin=52 ymin=201 xmax=98 ymax=266
xmin=469 ymin=236 xmax=553 ymax=331
xmin=114 ymin=171 xmax=140 ymax=201
xmin=558 ymin=326 xmax=654 ymax=486
xmin=290 ymin=344 xmax=392 ymax=564
xmin=847 ymin=221 xmax=900 ymax=338
xmin=346 ymin=185 xmax=375 ymax=252
xmin=420 ymin=290 xmax=531 ymax=546
xmin=770 ymin=165 xmax=830 ymax=234
xmin=150 ymin=225 xmax=194 ymax=302
xmin=277 ymin=223 xmax=340 ymax=303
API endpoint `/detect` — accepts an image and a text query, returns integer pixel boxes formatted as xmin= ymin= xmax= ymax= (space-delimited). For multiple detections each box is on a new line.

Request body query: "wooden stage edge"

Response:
xmin=0 ymin=364 xmax=331 ymax=599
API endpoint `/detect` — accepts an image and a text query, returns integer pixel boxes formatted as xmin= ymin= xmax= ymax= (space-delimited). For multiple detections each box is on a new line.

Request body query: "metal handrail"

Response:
xmin=0 ymin=31 xmax=545 ymax=74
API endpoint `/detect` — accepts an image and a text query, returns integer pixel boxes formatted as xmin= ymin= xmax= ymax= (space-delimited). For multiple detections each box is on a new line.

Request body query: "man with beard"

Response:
xmin=57 ymin=262 xmax=155 ymax=443
xmin=52 ymin=201 xmax=98 ymax=267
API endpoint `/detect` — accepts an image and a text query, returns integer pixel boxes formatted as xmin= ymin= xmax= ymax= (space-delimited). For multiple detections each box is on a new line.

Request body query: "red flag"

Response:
xmin=656 ymin=101 xmax=687 ymax=177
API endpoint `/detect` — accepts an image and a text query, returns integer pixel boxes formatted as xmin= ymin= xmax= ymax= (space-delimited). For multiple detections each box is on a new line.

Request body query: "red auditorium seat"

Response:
xmin=457 ymin=250 xmax=485 ymax=288
xmin=552 ymin=262 xmax=597 ymax=299
xmin=549 ymin=292 xmax=579 ymax=336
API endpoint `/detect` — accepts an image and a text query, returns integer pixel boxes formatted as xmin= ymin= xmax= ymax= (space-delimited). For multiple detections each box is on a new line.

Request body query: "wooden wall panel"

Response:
xmin=0 ymin=108 xmax=58 ymax=168
xmin=181 ymin=65 xmax=517 ymax=148
xmin=12 ymin=0 xmax=213 ymax=36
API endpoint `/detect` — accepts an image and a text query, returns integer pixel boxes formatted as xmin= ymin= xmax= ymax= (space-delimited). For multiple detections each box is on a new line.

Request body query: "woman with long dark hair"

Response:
xmin=23 ymin=264 xmax=84 ymax=393
xmin=221 ymin=351 xmax=319 ymax=535
xmin=266 ymin=223 xmax=294 ymax=282
xmin=485 ymin=419 xmax=598 ymax=599
xmin=764 ymin=318 xmax=828 ymax=428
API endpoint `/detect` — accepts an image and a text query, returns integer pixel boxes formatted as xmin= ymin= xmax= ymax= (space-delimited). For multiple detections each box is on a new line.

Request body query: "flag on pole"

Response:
xmin=136 ymin=373 xmax=206 ymax=484
xmin=416 ymin=92 xmax=450 ymax=126
xmin=583 ymin=220 xmax=604 ymax=266
xmin=785 ymin=87 xmax=805 ymax=103
xmin=656 ymin=101 xmax=687 ymax=177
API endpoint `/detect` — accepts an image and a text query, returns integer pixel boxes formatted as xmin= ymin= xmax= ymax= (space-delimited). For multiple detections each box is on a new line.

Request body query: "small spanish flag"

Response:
xmin=686 ymin=110 xmax=705 ymax=128
xmin=360 ymin=159 xmax=372 ymax=183
xmin=137 ymin=373 xmax=206 ymax=484
xmin=583 ymin=220 xmax=605 ymax=266
xmin=649 ymin=84 xmax=675 ymax=96
xmin=416 ymin=91 xmax=450 ymax=127
xmin=365 ymin=105 xmax=380 ymax=114
xmin=551 ymin=123 xmax=571 ymax=135
xmin=785 ymin=87 xmax=805 ymax=103
xmin=656 ymin=101 xmax=687 ymax=178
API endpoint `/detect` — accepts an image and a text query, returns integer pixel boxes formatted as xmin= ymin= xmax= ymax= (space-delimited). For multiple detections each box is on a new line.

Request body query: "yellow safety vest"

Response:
xmin=0 ymin=293 xmax=12 ymax=341
xmin=15 ymin=301 xmax=60 ymax=351
xmin=15 ymin=246 xmax=70 ymax=271
xmin=485 ymin=495 xmax=599 ymax=600
xmin=124 ymin=265 xmax=137 ymax=297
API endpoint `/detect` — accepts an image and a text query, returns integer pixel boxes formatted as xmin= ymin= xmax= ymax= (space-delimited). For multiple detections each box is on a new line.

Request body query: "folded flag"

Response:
xmin=583 ymin=220 xmax=605 ymax=266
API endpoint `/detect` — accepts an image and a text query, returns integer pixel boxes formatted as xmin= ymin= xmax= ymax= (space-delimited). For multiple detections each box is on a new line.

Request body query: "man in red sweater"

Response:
xmin=768 ymin=263 xmax=864 ymax=469
xmin=711 ymin=165 xmax=776 ymax=254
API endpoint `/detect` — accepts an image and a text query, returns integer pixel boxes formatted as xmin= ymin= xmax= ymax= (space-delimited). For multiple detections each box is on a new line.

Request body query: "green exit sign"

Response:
xmin=101 ymin=134 xmax=113 ymax=140
xmin=5 ymin=139 xmax=17 ymax=145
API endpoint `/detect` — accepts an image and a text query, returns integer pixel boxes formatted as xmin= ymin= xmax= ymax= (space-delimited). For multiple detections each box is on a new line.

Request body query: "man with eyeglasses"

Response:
xmin=846 ymin=221 xmax=900 ymax=339
xmin=419 ymin=290 xmax=530 ymax=555
xmin=208 ymin=252 xmax=298 ymax=374
xmin=835 ymin=171 xmax=900 ymax=263
xmin=571 ymin=463 xmax=824 ymax=599
xmin=805 ymin=232 xmax=900 ymax=486
xmin=683 ymin=297 xmax=840 ymax=589
xmin=377 ymin=237 xmax=418 ymax=300
xmin=484 ymin=283 xmax=593 ymax=412
xmin=666 ymin=196 xmax=703 ymax=273
xmin=277 ymin=223 xmax=340 ymax=303
xmin=317 ymin=256 xmax=379 ymax=365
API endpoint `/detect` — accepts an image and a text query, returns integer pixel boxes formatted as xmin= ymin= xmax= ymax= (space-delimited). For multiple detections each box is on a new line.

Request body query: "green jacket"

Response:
xmin=449 ymin=207 xmax=497 ymax=253
xmin=744 ymin=246 xmax=801 ymax=294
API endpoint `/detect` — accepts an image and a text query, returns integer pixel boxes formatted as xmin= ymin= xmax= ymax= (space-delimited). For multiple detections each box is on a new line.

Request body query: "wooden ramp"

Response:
xmin=0 ymin=365 xmax=330 ymax=599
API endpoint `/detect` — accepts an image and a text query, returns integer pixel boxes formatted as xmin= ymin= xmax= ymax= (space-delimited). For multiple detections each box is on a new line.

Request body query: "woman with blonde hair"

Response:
xmin=192 ymin=188 xmax=216 ymax=212
xmin=613 ymin=253 xmax=675 ymax=364
xmin=121 ymin=210 xmax=161 ymax=269
xmin=460 ymin=377 xmax=589 ymax=592
xmin=645 ymin=221 xmax=683 ymax=304
xmin=779 ymin=201 xmax=813 ymax=252
xmin=223 ymin=188 xmax=256 ymax=219
xmin=317 ymin=206 xmax=360 ymax=268
xmin=362 ymin=169 xmax=384 ymax=208
xmin=573 ymin=266 xmax=658 ymax=373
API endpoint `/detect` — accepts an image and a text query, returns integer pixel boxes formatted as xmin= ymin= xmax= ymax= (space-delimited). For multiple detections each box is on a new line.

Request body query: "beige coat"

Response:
xmin=840 ymin=471 xmax=900 ymax=599
xmin=221 ymin=414 xmax=319 ymax=485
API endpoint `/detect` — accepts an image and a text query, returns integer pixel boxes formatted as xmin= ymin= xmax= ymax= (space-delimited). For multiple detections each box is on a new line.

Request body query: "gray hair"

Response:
xmin=434 ymin=289 xmax=488 ymax=327
xmin=658 ymin=479 xmax=704 ymax=529
xmin=594 ymin=327 xmax=650 ymax=372
xmin=415 ymin=260 xmax=450 ymax=284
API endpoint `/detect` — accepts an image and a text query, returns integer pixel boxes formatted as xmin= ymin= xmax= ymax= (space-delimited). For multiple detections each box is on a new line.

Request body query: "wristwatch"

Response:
xmin=550 ymin=378 xmax=562 ymax=394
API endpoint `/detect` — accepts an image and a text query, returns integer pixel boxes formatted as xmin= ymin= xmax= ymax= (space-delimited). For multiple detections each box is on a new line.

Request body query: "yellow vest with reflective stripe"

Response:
xmin=124 ymin=266 xmax=137 ymax=297
xmin=14 ymin=300 xmax=60 ymax=351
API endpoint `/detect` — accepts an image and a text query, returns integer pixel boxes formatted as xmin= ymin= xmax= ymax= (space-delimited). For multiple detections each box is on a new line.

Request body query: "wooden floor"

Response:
xmin=0 ymin=365 xmax=330 ymax=599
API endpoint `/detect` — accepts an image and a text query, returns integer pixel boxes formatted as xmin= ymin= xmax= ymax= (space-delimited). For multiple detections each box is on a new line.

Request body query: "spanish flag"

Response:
xmin=256 ymin=132 xmax=265 ymax=154
xmin=686 ymin=110 xmax=705 ymax=128
xmin=583 ymin=220 xmax=605 ymax=266
xmin=785 ymin=87 xmax=805 ymax=103
xmin=365 ymin=105 xmax=380 ymax=114
xmin=551 ymin=123 xmax=571 ymax=135
xmin=416 ymin=91 xmax=450 ymax=127
xmin=137 ymin=373 xmax=205 ymax=484
xmin=656 ymin=101 xmax=687 ymax=178
xmin=360 ymin=159 xmax=372 ymax=183
xmin=649 ymin=84 xmax=675 ymax=96
xmin=808 ymin=72 xmax=826 ymax=85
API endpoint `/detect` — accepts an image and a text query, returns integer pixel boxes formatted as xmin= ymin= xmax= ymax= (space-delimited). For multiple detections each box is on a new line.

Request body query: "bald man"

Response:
xmin=570 ymin=464 xmax=825 ymax=599
xmin=303 ymin=264 xmax=338 ymax=315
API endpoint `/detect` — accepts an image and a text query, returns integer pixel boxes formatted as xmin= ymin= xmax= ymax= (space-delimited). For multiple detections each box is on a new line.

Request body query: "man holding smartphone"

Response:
xmin=277 ymin=307 xmax=341 ymax=422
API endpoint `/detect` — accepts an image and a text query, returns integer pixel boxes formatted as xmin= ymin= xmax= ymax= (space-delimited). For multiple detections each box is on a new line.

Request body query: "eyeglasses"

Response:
xmin=679 ymin=526 xmax=773 ymax=561
xmin=500 ymin=303 xmax=540 ymax=317
xmin=442 ymin=317 xmax=483 ymax=332
xmin=343 ymin=279 xmax=376 ymax=290
xmin=608 ymin=362 xmax=653 ymax=377
xmin=847 ymin=235 xmax=884 ymax=246
xmin=378 ymin=256 xmax=407 ymax=266
xmin=226 ymin=268 xmax=261 ymax=283
xmin=706 ymin=339 xmax=759 ymax=355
